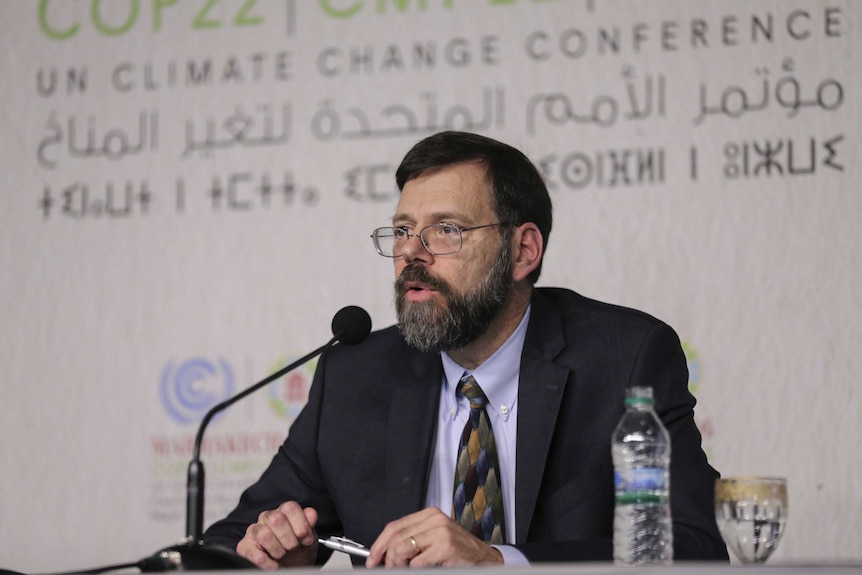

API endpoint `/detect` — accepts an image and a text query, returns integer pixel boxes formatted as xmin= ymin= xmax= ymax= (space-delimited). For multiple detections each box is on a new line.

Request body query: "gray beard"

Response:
xmin=395 ymin=244 xmax=512 ymax=353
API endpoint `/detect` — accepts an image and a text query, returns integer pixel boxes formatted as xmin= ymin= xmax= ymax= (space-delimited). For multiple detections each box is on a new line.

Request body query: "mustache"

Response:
xmin=395 ymin=264 xmax=453 ymax=298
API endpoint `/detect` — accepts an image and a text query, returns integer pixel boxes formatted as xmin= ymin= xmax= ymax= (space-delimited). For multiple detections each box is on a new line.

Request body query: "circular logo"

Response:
xmin=160 ymin=357 xmax=235 ymax=424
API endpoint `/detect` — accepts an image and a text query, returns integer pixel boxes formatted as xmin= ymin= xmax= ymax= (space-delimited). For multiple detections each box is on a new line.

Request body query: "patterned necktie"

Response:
xmin=452 ymin=374 xmax=506 ymax=544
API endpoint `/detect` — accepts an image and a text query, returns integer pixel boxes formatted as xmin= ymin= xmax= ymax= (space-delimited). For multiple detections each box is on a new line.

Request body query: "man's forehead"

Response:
xmin=395 ymin=162 xmax=493 ymax=217
xmin=405 ymin=158 xmax=488 ymax=183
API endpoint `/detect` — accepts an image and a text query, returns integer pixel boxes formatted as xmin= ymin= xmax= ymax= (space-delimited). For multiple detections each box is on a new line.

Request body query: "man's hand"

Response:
xmin=235 ymin=501 xmax=319 ymax=569
xmin=366 ymin=508 xmax=504 ymax=568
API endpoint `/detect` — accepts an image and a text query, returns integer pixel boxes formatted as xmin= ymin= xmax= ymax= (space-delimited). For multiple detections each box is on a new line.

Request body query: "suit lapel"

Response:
xmin=514 ymin=291 xmax=571 ymax=543
xmin=383 ymin=354 xmax=442 ymax=522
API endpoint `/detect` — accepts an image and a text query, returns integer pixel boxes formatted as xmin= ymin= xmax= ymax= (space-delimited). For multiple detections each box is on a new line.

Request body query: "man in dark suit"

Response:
xmin=203 ymin=131 xmax=728 ymax=568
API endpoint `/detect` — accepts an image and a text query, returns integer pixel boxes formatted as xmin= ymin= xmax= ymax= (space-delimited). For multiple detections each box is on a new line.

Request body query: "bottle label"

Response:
xmin=614 ymin=467 xmax=667 ymax=504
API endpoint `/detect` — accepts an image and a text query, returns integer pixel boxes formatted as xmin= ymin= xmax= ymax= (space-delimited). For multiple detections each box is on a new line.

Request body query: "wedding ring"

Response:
xmin=409 ymin=536 xmax=420 ymax=554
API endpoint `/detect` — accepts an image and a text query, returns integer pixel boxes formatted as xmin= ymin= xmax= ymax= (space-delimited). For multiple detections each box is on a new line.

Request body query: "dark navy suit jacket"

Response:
xmin=203 ymin=288 xmax=728 ymax=564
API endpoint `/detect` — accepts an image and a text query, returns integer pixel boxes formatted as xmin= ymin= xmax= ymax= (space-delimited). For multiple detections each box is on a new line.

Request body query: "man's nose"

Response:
xmin=399 ymin=233 xmax=432 ymax=263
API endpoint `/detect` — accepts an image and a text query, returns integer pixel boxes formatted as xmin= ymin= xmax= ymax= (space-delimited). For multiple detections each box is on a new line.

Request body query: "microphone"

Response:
xmin=140 ymin=306 xmax=372 ymax=571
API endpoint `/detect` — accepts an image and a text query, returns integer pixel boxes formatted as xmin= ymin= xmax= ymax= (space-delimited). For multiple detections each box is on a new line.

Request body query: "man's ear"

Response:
xmin=511 ymin=223 xmax=543 ymax=283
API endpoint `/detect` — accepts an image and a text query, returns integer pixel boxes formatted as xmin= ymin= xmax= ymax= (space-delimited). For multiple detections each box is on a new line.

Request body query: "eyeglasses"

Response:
xmin=370 ymin=222 xmax=508 ymax=258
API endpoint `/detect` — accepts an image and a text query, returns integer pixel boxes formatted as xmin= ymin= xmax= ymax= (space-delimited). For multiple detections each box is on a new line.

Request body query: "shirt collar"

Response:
xmin=441 ymin=305 xmax=531 ymax=419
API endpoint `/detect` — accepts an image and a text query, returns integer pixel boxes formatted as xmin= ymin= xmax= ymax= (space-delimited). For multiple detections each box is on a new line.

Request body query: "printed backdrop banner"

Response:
xmin=1 ymin=1 xmax=860 ymax=571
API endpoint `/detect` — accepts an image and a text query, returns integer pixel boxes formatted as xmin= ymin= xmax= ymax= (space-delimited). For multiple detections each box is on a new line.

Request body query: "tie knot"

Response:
xmin=457 ymin=374 xmax=488 ymax=407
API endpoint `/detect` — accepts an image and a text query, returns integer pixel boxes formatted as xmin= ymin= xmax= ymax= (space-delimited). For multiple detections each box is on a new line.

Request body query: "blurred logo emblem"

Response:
xmin=682 ymin=340 xmax=701 ymax=393
xmin=160 ymin=357 xmax=235 ymax=424
xmin=681 ymin=340 xmax=715 ymax=442
xmin=267 ymin=358 xmax=317 ymax=421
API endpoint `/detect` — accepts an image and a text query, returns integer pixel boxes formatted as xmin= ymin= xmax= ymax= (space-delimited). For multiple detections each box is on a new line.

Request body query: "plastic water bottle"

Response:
xmin=612 ymin=386 xmax=673 ymax=565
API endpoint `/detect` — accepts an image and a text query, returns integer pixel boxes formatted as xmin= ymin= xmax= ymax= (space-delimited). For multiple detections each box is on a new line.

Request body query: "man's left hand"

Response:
xmin=365 ymin=508 xmax=504 ymax=568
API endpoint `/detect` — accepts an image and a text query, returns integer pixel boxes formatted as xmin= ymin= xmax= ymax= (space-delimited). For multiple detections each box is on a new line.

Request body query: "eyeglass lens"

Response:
xmin=375 ymin=224 xmax=462 ymax=257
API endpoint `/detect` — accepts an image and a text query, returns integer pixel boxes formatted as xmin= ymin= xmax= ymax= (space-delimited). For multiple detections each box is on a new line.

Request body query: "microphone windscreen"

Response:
xmin=331 ymin=305 xmax=372 ymax=345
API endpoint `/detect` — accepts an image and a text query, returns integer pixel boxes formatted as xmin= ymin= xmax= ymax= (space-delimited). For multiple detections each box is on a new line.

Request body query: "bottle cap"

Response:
xmin=624 ymin=386 xmax=654 ymax=405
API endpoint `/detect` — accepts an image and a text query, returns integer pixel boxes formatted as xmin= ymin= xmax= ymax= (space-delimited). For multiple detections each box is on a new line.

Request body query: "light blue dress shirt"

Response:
xmin=424 ymin=306 xmax=531 ymax=565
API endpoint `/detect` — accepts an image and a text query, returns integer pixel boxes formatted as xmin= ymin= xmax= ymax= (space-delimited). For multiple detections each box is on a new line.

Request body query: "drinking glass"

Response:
xmin=714 ymin=477 xmax=788 ymax=563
